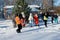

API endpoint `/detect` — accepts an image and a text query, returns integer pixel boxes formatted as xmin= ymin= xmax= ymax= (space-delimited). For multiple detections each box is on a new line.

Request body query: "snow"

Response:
xmin=28 ymin=5 xmax=40 ymax=8
xmin=4 ymin=5 xmax=14 ymax=8
xmin=4 ymin=5 xmax=40 ymax=9
xmin=4 ymin=5 xmax=21 ymax=8
xmin=0 ymin=18 xmax=60 ymax=40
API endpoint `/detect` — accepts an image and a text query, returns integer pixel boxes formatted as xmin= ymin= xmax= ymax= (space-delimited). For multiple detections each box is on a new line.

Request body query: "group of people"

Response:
xmin=14 ymin=12 xmax=58 ymax=33
xmin=29 ymin=12 xmax=58 ymax=27
xmin=28 ymin=13 xmax=45 ymax=27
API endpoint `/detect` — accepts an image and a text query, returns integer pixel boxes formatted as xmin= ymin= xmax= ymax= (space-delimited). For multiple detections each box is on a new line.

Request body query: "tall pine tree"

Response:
xmin=13 ymin=0 xmax=31 ymax=22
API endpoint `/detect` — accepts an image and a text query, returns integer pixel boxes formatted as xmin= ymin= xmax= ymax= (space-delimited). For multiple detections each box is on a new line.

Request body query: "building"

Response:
xmin=4 ymin=5 xmax=14 ymax=19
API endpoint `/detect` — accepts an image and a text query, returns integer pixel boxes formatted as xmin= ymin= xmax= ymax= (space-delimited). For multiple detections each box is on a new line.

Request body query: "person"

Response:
xmin=12 ymin=14 xmax=17 ymax=28
xmin=21 ymin=17 xmax=25 ymax=27
xmin=54 ymin=14 xmax=58 ymax=24
xmin=51 ymin=14 xmax=54 ymax=24
xmin=43 ymin=13 xmax=48 ymax=27
xmin=28 ymin=13 xmax=33 ymax=27
xmin=33 ymin=14 xmax=39 ymax=26
xmin=21 ymin=12 xmax=25 ymax=27
xmin=15 ymin=14 xmax=22 ymax=33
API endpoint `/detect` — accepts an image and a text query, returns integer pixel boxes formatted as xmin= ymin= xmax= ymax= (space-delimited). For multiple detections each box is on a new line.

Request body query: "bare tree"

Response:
xmin=42 ymin=0 xmax=55 ymax=12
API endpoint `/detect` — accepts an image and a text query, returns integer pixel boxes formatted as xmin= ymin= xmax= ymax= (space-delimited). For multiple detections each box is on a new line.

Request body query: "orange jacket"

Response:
xmin=15 ymin=16 xmax=21 ymax=24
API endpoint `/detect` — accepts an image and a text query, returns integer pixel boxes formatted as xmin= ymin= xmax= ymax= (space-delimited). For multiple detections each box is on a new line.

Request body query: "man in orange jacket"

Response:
xmin=15 ymin=14 xmax=22 ymax=33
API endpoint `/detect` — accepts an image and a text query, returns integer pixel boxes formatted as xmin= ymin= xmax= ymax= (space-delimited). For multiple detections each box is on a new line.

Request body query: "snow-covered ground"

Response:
xmin=0 ymin=18 xmax=60 ymax=40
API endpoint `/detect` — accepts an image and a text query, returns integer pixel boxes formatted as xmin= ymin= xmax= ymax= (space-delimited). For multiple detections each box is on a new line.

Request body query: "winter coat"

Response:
xmin=54 ymin=15 xmax=58 ymax=18
xmin=28 ymin=13 xmax=33 ymax=23
xmin=21 ymin=18 xmax=25 ymax=26
xmin=15 ymin=16 xmax=22 ymax=25
xmin=54 ymin=15 xmax=58 ymax=23
xmin=34 ymin=14 xmax=39 ymax=25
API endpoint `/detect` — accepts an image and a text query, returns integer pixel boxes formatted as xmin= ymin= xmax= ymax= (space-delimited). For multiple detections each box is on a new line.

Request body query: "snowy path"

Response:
xmin=0 ymin=20 xmax=60 ymax=40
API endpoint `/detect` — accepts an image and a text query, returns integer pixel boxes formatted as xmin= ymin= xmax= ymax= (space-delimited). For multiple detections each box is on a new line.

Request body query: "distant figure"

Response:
xmin=54 ymin=14 xmax=58 ymax=24
xmin=43 ymin=13 xmax=48 ymax=27
xmin=34 ymin=14 xmax=39 ymax=26
xmin=51 ymin=14 xmax=54 ymax=24
xmin=12 ymin=14 xmax=17 ymax=28
xmin=28 ymin=13 xmax=33 ymax=27
xmin=15 ymin=14 xmax=22 ymax=33
xmin=38 ymin=11 xmax=43 ymax=19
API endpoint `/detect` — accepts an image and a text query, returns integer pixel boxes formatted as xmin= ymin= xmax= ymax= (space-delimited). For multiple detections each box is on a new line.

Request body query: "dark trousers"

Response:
xmin=16 ymin=24 xmax=22 ymax=33
xmin=44 ymin=20 xmax=47 ymax=27
xmin=52 ymin=18 xmax=53 ymax=23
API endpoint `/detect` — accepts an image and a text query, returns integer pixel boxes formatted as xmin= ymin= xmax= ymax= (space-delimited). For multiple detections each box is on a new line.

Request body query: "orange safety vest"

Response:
xmin=15 ymin=16 xmax=21 ymax=24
